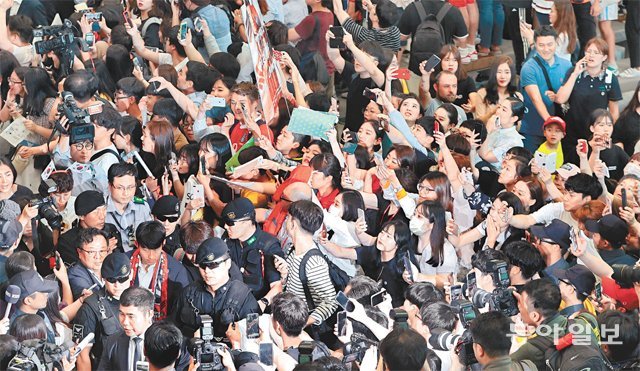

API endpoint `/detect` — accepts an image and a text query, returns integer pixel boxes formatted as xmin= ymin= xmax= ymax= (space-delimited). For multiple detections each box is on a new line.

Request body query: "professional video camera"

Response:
xmin=343 ymin=333 xmax=378 ymax=364
xmin=30 ymin=179 xmax=62 ymax=230
xmin=611 ymin=264 xmax=640 ymax=288
xmin=188 ymin=315 xmax=224 ymax=371
xmin=455 ymin=331 xmax=478 ymax=367
xmin=58 ymin=92 xmax=91 ymax=129
xmin=471 ymin=260 xmax=519 ymax=317
xmin=33 ymin=20 xmax=76 ymax=55
xmin=7 ymin=339 xmax=71 ymax=371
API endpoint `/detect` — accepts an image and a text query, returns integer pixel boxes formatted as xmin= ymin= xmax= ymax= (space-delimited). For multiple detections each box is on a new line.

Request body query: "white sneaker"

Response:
xmin=620 ymin=68 xmax=640 ymax=78
xmin=469 ymin=48 xmax=478 ymax=61
xmin=460 ymin=46 xmax=472 ymax=64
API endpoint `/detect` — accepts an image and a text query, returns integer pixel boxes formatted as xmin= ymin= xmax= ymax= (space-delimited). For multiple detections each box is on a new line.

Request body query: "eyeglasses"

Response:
xmin=199 ymin=258 xmax=229 ymax=270
xmin=79 ymin=248 xmax=109 ymax=257
xmin=584 ymin=49 xmax=602 ymax=56
xmin=73 ymin=142 xmax=94 ymax=151
xmin=418 ymin=184 xmax=435 ymax=193
xmin=105 ymin=276 xmax=129 ymax=284
xmin=157 ymin=215 xmax=179 ymax=223
xmin=115 ymin=95 xmax=131 ymax=100
xmin=8 ymin=80 xmax=22 ymax=85
xmin=225 ymin=217 xmax=251 ymax=226
xmin=112 ymin=185 xmax=137 ymax=193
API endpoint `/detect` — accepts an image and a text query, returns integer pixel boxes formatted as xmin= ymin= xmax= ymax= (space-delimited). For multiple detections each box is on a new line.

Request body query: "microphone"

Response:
xmin=4 ymin=285 xmax=21 ymax=320
xmin=74 ymin=333 xmax=95 ymax=357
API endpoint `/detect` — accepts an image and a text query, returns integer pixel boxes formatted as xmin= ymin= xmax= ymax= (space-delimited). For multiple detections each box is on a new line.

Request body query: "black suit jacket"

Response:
xmin=98 ymin=331 xmax=191 ymax=371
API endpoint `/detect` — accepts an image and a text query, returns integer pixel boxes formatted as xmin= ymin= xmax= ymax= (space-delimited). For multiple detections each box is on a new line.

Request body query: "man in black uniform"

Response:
xmin=171 ymin=237 xmax=259 ymax=340
xmin=57 ymin=190 xmax=122 ymax=266
xmin=151 ymin=195 xmax=181 ymax=256
xmin=222 ymin=197 xmax=283 ymax=311
xmin=73 ymin=252 xmax=131 ymax=371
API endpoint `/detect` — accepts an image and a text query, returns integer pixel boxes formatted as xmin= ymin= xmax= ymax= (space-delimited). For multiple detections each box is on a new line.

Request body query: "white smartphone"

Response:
xmin=206 ymin=96 xmax=226 ymax=108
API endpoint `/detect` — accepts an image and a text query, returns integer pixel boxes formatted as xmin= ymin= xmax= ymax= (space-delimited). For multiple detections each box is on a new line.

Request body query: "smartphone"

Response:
xmin=85 ymin=12 xmax=102 ymax=22
xmin=450 ymin=284 xmax=463 ymax=302
xmin=72 ymin=324 xmax=84 ymax=344
xmin=362 ymin=87 xmax=377 ymax=100
xmin=329 ymin=37 xmax=345 ymax=49
xmin=336 ymin=311 xmax=347 ymax=337
xmin=357 ymin=208 xmax=365 ymax=221
xmin=594 ymin=281 xmax=602 ymax=302
xmin=395 ymin=68 xmax=411 ymax=80
xmin=495 ymin=116 xmax=501 ymax=129
xmin=343 ymin=142 xmax=358 ymax=154
xmin=200 ymin=156 xmax=207 ymax=175
xmin=335 ymin=291 xmax=354 ymax=312
xmin=194 ymin=17 xmax=203 ymax=32
xmin=206 ymin=96 xmax=226 ymax=108
xmin=84 ymin=32 xmax=95 ymax=47
xmin=179 ymin=21 xmax=188 ymax=40
xmin=246 ymin=313 xmax=259 ymax=339
xmin=122 ymin=10 xmax=134 ymax=28
xmin=466 ymin=271 xmax=476 ymax=298
xmin=329 ymin=26 xmax=344 ymax=38
xmin=570 ymin=228 xmax=577 ymax=252
xmin=433 ymin=120 xmax=440 ymax=133
xmin=423 ymin=54 xmax=441 ymax=72
xmin=259 ymin=342 xmax=273 ymax=366
xmin=622 ymin=188 xmax=628 ymax=209
xmin=578 ymin=139 xmax=588 ymax=154
xmin=193 ymin=184 xmax=204 ymax=202
xmin=403 ymin=255 xmax=414 ymax=282
xmin=370 ymin=289 xmax=386 ymax=306
xmin=148 ymin=80 xmax=160 ymax=94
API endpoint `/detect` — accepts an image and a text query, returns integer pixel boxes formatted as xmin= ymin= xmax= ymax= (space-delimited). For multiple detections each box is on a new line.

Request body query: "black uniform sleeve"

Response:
xmin=236 ymin=290 xmax=260 ymax=321
xmin=263 ymin=239 xmax=283 ymax=284
xmin=73 ymin=302 xmax=98 ymax=342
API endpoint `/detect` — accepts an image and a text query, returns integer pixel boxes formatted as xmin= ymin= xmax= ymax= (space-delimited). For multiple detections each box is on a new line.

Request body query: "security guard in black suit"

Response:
xmin=73 ymin=252 xmax=131 ymax=370
xmin=171 ymin=237 xmax=260 ymax=340
xmin=222 ymin=198 xmax=284 ymax=309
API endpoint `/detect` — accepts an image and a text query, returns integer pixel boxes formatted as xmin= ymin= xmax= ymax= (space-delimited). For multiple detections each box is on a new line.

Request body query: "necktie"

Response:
xmin=133 ymin=337 xmax=142 ymax=368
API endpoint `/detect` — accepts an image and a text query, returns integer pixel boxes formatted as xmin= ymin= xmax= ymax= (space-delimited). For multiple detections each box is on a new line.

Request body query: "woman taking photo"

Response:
xmin=197 ymin=133 xmax=233 ymax=217
xmin=169 ymin=143 xmax=200 ymax=200
xmin=426 ymin=45 xmax=477 ymax=108
xmin=466 ymin=56 xmax=521 ymax=123
xmin=555 ymin=38 xmax=622 ymax=164
xmin=141 ymin=118 xmax=176 ymax=184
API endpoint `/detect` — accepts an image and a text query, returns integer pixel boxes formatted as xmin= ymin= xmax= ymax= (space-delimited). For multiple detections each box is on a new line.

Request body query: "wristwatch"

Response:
xmin=259 ymin=297 xmax=270 ymax=307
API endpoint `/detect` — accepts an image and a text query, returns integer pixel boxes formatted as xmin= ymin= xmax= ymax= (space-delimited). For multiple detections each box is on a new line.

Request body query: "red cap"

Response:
xmin=601 ymin=277 xmax=639 ymax=312
xmin=543 ymin=116 xmax=566 ymax=134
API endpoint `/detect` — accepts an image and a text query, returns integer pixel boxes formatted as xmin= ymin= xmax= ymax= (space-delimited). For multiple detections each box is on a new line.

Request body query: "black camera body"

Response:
xmin=455 ymin=330 xmax=478 ymax=367
xmin=33 ymin=20 xmax=76 ymax=55
xmin=389 ymin=308 xmax=409 ymax=329
xmin=59 ymin=92 xmax=91 ymax=129
xmin=612 ymin=264 xmax=640 ymax=288
xmin=7 ymin=339 xmax=71 ymax=371
xmin=30 ymin=196 xmax=62 ymax=230
xmin=188 ymin=315 xmax=224 ymax=371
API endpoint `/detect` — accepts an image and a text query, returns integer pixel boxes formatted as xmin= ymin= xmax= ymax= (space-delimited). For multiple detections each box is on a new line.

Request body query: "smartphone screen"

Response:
xmin=246 ymin=313 xmax=259 ymax=339
xmin=357 ymin=208 xmax=365 ymax=221
xmin=72 ymin=324 xmax=84 ymax=344
xmin=450 ymin=284 xmax=462 ymax=302
xmin=337 ymin=311 xmax=347 ymax=337
xmin=370 ymin=289 xmax=386 ymax=306
xmin=622 ymin=188 xmax=628 ymax=209
xmin=259 ymin=343 xmax=273 ymax=366
xmin=179 ymin=22 xmax=188 ymax=40
xmin=200 ymin=156 xmax=207 ymax=175
xmin=403 ymin=255 xmax=414 ymax=281
xmin=423 ymin=54 xmax=441 ymax=72
xmin=335 ymin=291 xmax=354 ymax=312
xmin=595 ymin=281 xmax=602 ymax=302
xmin=466 ymin=271 xmax=476 ymax=297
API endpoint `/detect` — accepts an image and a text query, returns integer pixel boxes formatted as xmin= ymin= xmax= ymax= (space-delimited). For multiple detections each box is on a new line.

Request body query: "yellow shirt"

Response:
xmin=536 ymin=141 xmax=564 ymax=169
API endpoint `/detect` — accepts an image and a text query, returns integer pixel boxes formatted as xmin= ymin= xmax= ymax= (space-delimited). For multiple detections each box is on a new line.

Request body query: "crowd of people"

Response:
xmin=0 ymin=0 xmax=638 ymax=369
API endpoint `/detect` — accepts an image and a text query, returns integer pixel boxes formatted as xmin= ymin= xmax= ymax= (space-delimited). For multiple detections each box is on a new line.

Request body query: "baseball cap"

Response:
xmin=196 ymin=237 xmax=229 ymax=265
xmin=75 ymin=190 xmax=106 ymax=216
xmin=601 ymin=276 xmax=639 ymax=311
xmin=9 ymin=270 xmax=58 ymax=299
xmin=101 ymin=252 xmax=131 ymax=280
xmin=554 ymin=163 xmax=580 ymax=179
xmin=222 ymin=198 xmax=255 ymax=225
xmin=555 ymin=265 xmax=596 ymax=299
xmin=152 ymin=195 xmax=180 ymax=218
xmin=530 ymin=219 xmax=572 ymax=251
xmin=585 ymin=214 xmax=628 ymax=249
xmin=0 ymin=218 xmax=22 ymax=249
xmin=543 ymin=116 xmax=566 ymax=134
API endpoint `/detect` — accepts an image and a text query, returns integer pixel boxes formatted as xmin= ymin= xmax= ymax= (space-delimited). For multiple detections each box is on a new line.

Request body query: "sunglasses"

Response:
xmin=225 ymin=218 xmax=251 ymax=226
xmin=157 ymin=215 xmax=179 ymax=223
xmin=199 ymin=258 xmax=228 ymax=270
xmin=105 ymin=276 xmax=129 ymax=284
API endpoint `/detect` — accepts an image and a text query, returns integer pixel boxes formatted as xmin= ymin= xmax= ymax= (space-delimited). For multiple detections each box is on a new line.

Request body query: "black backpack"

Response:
xmin=408 ymin=1 xmax=452 ymax=75
xmin=528 ymin=315 xmax=611 ymax=371
xmin=298 ymin=247 xmax=350 ymax=297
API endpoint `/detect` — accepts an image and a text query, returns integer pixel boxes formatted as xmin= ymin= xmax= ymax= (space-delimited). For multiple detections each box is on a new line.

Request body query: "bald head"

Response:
xmin=284 ymin=182 xmax=312 ymax=202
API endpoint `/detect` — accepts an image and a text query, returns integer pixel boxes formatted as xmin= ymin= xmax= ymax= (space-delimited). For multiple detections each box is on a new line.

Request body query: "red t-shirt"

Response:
xmin=228 ymin=121 xmax=274 ymax=153
xmin=294 ymin=11 xmax=334 ymax=74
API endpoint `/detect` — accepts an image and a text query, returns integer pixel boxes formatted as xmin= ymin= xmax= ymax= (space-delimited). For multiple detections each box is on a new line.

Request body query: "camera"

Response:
xmin=7 ymin=339 xmax=71 ymax=371
xmin=455 ymin=331 xmax=478 ymax=366
xmin=487 ymin=260 xmax=510 ymax=288
xmin=428 ymin=328 xmax=461 ymax=351
xmin=58 ymin=92 xmax=91 ymax=129
xmin=389 ymin=308 xmax=409 ymax=329
xmin=343 ymin=333 xmax=377 ymax=364
xmin=30 ymin=195 xmax=62 ymax=230
xmin=33 ymin=20 xmax=76 ymax=55
xmin=187 ymin=315 xmax=224 ymax=371
xmin=472 ymin=288 xmax=519 ymax=317
xmin=451 ymin=299 xmax=478 ymax=329
xmin=611 ymin=264 xmax=640 ymax=288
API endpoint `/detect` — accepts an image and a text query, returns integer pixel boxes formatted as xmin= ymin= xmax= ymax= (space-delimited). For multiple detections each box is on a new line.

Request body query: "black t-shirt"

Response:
xmin=9 ymin=184 xmax=34 ymax=205
xmin=355 ymin=245 xmax=410 ymax=307
xmin=340 ymin=61 xmax=381 ymax=132
xmin=612 ymin=110 xmax=640 ymax=156
xmin=598 ymin=145 xmax=630 ymax=181
xmin=398 ymin=0 xmax=468 ymax=40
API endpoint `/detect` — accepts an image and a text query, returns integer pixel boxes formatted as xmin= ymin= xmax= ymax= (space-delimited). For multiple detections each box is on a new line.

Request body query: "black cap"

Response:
xmin=585 ymin=215 xmax=628 ymax=248
xmin=9 ymin=270 xmax=57 ymax=300
xmin=222 ymin=197 xmax=255 ymax=223
xmin=196 ymin=238 xmax=229 ymax=265
xmin=152 ymin=195 xmax=180 ymax=217
xmin=75 ymin=190 xmax=106 ymax=216
xmin=555 ymin=265 xmax=596 ymax=299
xmin=101 ymin=252 xmax=131 ymax=280
xmin=530 ymin=219 xmax=571 ymax=251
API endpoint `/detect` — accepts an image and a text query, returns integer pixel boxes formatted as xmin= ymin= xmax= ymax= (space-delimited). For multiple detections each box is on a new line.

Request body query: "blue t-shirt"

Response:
xmin=519 ymin=53 xmax=572 ymax=136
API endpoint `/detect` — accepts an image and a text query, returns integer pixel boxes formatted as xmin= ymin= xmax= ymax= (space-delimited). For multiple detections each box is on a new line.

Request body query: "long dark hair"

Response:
xmin=43 ymin=287 xmax=67 ymax=337
xmin=199 ymin=133 xmax=232 ymax=175
xmin=106 ymin=44 xmax=133 ymax=84
xmin=0 ymin=51 xmax=18 ymax=101
xmin=619 ymin=80 xmax=640 ymax=121
xmin=382 ymin=220 xmax=413 ymax=255
xmin=84 ymin=59 xmax=116 ymax=100
xmin=147 ymin=119 xmax=176 ymax=176
xmin=484 ymin=56 xmax=518 ymax=105
xmin=22 ymin=67 xmax=56 ymax=117
xmin=129 ymin=0 xmax=171 ymax=19
xmin=310 ymin=152 xmax=342 ymax=191
xmin=340 ymin=190 xmax=365 ymax=222
xmin=416 ymin=200 xmax=446 ymax=266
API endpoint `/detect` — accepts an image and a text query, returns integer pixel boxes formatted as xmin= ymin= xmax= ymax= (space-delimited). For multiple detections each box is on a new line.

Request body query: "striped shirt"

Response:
xmin=284 ymin=247 xmax=338 ymax=324
xmin=342 ymin=18 xmax=402 ymax=52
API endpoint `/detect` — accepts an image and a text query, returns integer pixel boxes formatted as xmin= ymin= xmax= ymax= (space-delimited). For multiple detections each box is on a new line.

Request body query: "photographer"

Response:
xmin=556 ymin=265 xmax=597 ymax=318
xmin=412 ymin=302 xmax=457 ymax=371
xmin=58 ymin=190 xmax=121 ymax=266
xmin=502 ymin=241 xmax=545 ymax=292
xmin=73 ymin=252 xmax=131 ymax=371
xmin=403 ymin=282 xmax=445 ymax=329
xmin=471 ymin=249 xmax=508 ymax=296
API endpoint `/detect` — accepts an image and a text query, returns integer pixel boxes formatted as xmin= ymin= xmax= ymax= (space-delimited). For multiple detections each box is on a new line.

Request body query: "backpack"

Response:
xmin=528 ymin=315 xmax=611 ymax=371
xmin=408 ymin=1 xmax=452 ymax=75
xmin=297 ymin=15 xmax=330 ymax=85
xmin=298 ymin=247 xmax=350 ymax=297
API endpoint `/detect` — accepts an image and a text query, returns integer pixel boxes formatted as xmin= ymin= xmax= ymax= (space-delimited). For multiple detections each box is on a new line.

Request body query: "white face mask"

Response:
xmin=409 ymin=216 xmax=428 ymax=236
xmin=328 ymin=204 xmax=342 ymax=218
xmin=624 ymin=162 xmax=640 ymax=177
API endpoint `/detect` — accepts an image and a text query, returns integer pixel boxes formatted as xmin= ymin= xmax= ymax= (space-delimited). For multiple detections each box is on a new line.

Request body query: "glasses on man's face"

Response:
xmin=74 ymin=142 xmax=94 ymax=151
xmin=113 ymin=185 xmax=137 ymax=193
xmin=80 ymin=248 xmax=109 ymax=257
xmin=105 ymin=276 xmax=129 ymax=284
xmin=199 ymin=258 xmax=229 ymax=271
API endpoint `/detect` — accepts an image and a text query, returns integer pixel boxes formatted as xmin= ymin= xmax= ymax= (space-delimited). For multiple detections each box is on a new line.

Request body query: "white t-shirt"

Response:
xmin=418 ymin=239 xmax=458 ymax=276
xmin=13 ymin=44 xmax=34 ymax=67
